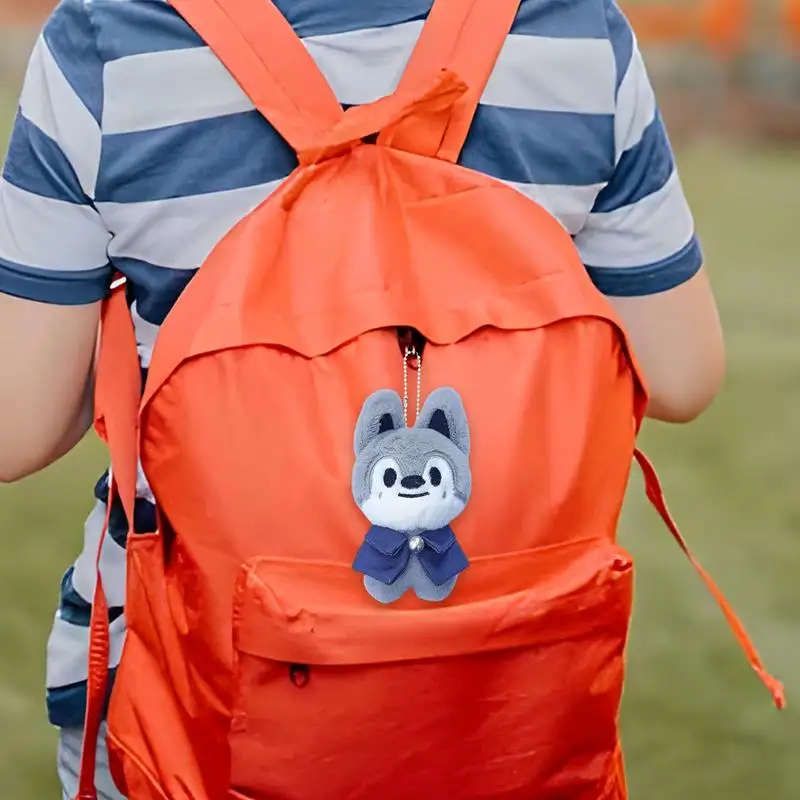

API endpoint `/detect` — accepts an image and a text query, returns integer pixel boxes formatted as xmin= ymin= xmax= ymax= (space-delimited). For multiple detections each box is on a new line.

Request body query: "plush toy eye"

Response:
xmin=383 ymin=468 xmax=397 ymax=488
xmin=429 ymin=466 xmax=442 ymax=487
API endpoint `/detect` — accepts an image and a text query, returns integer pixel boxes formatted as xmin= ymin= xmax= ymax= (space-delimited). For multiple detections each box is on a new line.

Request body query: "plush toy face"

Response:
xmin=353 ymin=388 xmax=472 ymax=534
xmin=362 ymin=452 xmax=463 ymax=532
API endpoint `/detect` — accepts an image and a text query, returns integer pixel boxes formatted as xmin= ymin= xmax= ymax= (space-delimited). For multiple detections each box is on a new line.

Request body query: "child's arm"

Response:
xmin=0 ymin=0 xmax=110 ymax=481
xmin=609 ymin=270 xmax=725 ymax=423
xmin=576 ymin=1 xmax=725 ymax=423
xmin=0 ymin=295 xmax=98 ymax=482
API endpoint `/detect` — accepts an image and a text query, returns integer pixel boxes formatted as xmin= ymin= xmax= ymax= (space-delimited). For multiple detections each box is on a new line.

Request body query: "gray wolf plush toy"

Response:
xmin=352 ymin=387 xmax=472 ymax=604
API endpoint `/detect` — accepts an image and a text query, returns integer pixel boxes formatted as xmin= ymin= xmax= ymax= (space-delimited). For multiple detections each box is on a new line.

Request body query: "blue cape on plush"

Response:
xmin=353 ymin=525 xmax=470 ymax=587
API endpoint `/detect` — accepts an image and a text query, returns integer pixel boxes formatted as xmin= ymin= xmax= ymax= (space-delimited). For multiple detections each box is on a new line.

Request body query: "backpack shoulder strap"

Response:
xmin=380 ymin=0 xmax=522 ymax=162
xmin=634 ymin=449 xmax=785 ymax=710
xmin=169 ymin=0 xmax=518 ymax=163
xmin=167 ymin=0 xmax=344 ymax=152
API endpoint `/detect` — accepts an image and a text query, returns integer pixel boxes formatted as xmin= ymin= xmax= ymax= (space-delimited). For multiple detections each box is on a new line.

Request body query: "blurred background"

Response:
xmin=0 ymin=0 xmax=798 ymax=797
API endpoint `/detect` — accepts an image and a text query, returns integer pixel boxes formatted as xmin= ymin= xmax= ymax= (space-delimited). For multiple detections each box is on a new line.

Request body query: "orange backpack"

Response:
xmin=78 ymin=1 xmax=784 ymax=798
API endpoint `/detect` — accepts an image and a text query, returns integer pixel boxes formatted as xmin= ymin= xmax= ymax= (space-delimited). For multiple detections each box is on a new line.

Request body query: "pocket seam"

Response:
xmin=232 ymin=544 xmax=633 ymax=666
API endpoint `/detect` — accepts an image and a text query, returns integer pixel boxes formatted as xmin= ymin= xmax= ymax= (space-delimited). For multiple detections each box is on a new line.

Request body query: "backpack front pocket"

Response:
xmin=228 ymin=542 xmax=633 ymax=800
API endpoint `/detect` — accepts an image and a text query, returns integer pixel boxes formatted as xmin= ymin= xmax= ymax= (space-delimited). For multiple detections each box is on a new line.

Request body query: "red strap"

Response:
xmin=634 ymin=449 xmax=786 ymax=710
xmin=380 ymin=0 xmax=522 ymax=162
xmin=76 ymin=501 xmax=113 ymax=800
xmin=78 ymin=283 xmax=141 ymax=800
xmin=168 ymin=0 xmax=344 ymax=152
xmin=93 ymin=283 xmax=139 ymax=526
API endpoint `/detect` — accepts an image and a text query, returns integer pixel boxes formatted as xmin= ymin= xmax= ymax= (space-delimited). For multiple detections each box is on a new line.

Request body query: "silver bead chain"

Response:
xmin=402 ymin=346 xmax=422 ymax=426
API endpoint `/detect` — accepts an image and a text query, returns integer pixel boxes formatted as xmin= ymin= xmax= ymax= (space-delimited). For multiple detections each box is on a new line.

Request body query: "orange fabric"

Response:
xmin=80 ymin=1 xmax=783 ymax=798
xmin=227 ymin=545 xmax=633 ymax=798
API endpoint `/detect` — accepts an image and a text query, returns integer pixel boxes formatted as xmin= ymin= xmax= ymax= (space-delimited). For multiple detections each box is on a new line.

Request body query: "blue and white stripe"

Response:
xmin=0 ymin=0 xmax=702 ymax=728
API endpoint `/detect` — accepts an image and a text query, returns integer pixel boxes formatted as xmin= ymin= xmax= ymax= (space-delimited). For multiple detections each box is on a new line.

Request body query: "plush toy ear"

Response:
xmin=415 ymin=387 xmax=470 ymax=456
xmin=354 ymin=390 xmax=405 ymax=455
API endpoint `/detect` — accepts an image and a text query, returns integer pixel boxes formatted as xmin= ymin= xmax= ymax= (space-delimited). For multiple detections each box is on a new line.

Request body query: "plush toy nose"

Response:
xmin=401 ymin=475 xmax=425 ymax=490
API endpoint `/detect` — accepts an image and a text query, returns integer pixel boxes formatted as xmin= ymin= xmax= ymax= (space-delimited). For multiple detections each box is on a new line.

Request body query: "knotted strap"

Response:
xmin=167 ymin=0 xmax=520 ymax=163
xmin=380 ymin=0 xmax=523 ymax=162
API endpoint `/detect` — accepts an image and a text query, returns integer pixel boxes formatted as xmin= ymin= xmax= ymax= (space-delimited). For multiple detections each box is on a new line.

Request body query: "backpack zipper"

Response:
xmin=397 ymin=327 xmax=425 ymax=367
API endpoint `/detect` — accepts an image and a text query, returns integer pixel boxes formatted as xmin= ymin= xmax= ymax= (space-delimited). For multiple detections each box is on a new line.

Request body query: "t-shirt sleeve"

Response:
xmin=0 ymin=0 xmax=111 ymax=305
xmin=574 ymin=0 xmax=703 ymax=297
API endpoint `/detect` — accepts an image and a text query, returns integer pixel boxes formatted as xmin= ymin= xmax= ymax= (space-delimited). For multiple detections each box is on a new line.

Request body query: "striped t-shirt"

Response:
xmin=0 ymin=0 xmax=702 ymax=729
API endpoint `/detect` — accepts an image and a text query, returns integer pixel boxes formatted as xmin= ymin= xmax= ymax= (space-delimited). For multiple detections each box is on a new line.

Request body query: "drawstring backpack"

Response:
xmin=77 ymin=0 xmax=784 ymax=797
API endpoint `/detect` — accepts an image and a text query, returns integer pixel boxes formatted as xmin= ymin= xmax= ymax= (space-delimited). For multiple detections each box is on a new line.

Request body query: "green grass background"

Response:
xmin=1 ymin=93 xmax=799 ymax=796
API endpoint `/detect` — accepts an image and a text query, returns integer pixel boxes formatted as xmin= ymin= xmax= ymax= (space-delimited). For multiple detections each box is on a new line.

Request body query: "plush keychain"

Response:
xmin=352 ymin=387 xmax=472 ymax=604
